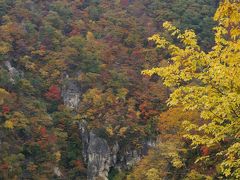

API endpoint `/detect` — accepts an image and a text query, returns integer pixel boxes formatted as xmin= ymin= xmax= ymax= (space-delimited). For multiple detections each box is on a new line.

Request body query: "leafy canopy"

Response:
xmin=143 ymin=0 xmax=240 ymax=178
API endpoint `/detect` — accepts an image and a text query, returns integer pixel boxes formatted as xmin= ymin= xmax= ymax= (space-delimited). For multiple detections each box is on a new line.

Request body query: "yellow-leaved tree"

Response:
xmin=143 ymin=0 xmax=240 ymax=178
xmin=0 ymin=88 xmax=9 ymax=105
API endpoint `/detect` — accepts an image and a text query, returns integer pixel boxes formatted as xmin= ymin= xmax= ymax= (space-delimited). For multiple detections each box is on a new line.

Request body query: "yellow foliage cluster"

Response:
xmin=143 ymin=0 xmax=240 ymax=178
xmin=128 ymin=140 xmax=185 ymax=180
xmin=0 ymin=41 xmax=11 ymax=54
xmin=4 ymin=120 xmax=14 ymax=129
xmin=0 ymin=88 xmax=9 ymax=105
xmin=55 ymin=151 xmax=61 ymax=162
xmin=3 ymin=112 xmax=29 ymax=129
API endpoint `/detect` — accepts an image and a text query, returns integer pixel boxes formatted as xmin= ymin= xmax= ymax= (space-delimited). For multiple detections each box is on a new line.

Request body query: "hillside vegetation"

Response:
xmin=2 ymin=0 xmax=238 ymax=180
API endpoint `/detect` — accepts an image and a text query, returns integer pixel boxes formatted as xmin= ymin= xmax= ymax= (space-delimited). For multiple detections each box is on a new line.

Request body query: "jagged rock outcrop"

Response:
xmin=87 ymin=132 xmax=111 ymax=180
xmin=61 ymin=74 xmax=81 ymax=110
xmin=79 ymin=121 xmax=156 ymax=180
xmin=63 ymin=78 xmax=157 ymax=180
xmin=79 ymin=121 xmax=112 ymax=180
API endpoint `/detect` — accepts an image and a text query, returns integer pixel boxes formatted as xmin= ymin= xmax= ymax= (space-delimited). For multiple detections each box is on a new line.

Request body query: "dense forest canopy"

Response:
xmin=1 ymin=0 xmax=239 ymax=179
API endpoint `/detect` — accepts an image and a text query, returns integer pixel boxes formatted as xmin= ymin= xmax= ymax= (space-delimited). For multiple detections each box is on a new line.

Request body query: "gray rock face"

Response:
xmin=79 ymin=121 xmax=112 ymax=180
xmin=62 ymin=77 xmax=156 ymax=179
xmin=61 ymin=78 xmax=81 ymax=110
xmin=87 ymin=132 xmax=111 ymax=180
xmin=4 ymin=61 xmax=21 ymax=83
xmin=79 ymin=121 xmax=156 ymax=180
xmin=79 ymin=120 xmax=89 ymax=163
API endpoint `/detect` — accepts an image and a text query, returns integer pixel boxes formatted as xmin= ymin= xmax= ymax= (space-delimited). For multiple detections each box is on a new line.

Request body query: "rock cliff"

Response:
xmin=79 ymin=121 xmax=156 ymax=180
xmin=61 ymin=75 xmax=81 ymax=110
xmin=62 ymin=76 xmax=156 ymax=180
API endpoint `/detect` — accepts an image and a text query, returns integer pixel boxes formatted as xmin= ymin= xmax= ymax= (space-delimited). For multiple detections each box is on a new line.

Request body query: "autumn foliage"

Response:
xmin=143 ymin=0 xmax=240 ymax=178
xmin=45 ymin=85 xmax=61 ymax=101
xmin=1 ymin=105 xmax=10 ymax=114
xmin=0 ymin=0 xmax=221 ymax=179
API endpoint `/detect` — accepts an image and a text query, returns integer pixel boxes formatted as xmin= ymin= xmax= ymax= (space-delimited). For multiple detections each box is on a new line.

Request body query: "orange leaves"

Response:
xmin=159 ymin=107 xmax=199 ymax=125
xmin=158 ymin=107 xmax=199 ymax=140
xmin=139 ymin=101 xmax=148 ymax=112
xmin=45 ymin=85 xmax=61 ymax=101
xmin=139 ymin=101 xmax=159 ymax=119
xmin=200 ymin=146 xmax=209 ymax=156
xmin=0 ymin=163 xmax=9 ymax=170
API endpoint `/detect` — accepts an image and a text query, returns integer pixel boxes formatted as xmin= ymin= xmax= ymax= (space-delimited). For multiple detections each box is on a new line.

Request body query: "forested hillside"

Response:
xmin=1 ymin=0 xmax=238 ymax=180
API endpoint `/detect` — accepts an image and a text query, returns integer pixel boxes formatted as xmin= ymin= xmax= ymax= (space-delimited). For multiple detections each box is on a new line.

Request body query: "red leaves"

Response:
xmin=40 ymin=127 xmax=47 ymax=137
xmin=39 ymin=127 xmax=57 ymax=149
xmin=2 ymin=105 xmax=10 ymax=114
xmin=45 ymin=85 xmax=61 ymax=101
xmin=120 ymin=0 xmax=129 ymax=6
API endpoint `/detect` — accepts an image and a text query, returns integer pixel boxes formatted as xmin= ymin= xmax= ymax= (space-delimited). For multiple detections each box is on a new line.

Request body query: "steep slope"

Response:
xmin=0 ymin=0 xmax=217 ymax=179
